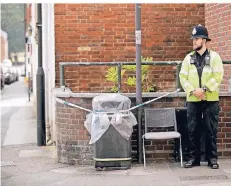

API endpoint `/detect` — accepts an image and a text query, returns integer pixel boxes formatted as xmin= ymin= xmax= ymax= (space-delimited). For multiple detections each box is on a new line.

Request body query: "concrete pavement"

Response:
xmin=2 ymin=144 xmax=231 ymax=186
xmin=3 ymin=105 xmax=37 ymax=146
xmin=1 ymin=77 xmax=231 ymax=186
xmin=1 ymin=77 xmax=36 ymax=146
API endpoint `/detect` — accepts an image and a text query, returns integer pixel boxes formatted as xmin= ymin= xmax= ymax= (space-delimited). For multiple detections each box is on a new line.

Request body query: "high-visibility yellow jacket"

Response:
xmin=179 ymin=50 xmax=224 ymax=102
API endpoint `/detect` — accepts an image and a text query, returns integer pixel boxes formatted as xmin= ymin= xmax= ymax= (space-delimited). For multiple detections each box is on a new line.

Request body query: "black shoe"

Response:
xmin=208 ymin=159 xmax=219 ymax=169
xmin=184 ymin=159 xmax=200 ymax=168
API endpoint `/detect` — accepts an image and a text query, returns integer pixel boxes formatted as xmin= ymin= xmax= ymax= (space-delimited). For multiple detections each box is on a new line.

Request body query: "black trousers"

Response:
xmin=187 ymin=101 xmax=220 ymax=161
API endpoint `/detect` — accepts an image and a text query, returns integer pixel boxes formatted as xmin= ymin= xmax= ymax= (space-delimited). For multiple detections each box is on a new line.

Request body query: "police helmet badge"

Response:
xmin=192 ymin=28 xmax=197 ymax=35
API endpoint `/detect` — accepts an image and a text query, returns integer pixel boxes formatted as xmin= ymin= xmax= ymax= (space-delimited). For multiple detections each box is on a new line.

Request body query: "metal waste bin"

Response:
xmin=84 ymin=94 xmax=137 ymax=169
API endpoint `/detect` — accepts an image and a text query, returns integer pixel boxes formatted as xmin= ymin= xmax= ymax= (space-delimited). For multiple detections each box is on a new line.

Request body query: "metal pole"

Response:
xmin=36 ymin=3 xmax=46 ymax=146
xmin=176 ymin=64 xmax=181 ymax=90
xmin=223 ymin=61 xmax=231 ymax=64
xmin=117 ymin=64 xmax=122 ymax=93
xmin=28 ymin=72 xmax=31 ymax=102
xmin=59 ymin=61 xmax=180 ymax=66
xmin=135 ymin=3 xmax=142 ymax=164
xmin=60 ymin=64 xmax=64 ymax=88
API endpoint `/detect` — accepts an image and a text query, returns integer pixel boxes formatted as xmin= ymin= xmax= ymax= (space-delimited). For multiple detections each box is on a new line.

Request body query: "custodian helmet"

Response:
xmin=191 ymin=24 xmax=211 ymax=41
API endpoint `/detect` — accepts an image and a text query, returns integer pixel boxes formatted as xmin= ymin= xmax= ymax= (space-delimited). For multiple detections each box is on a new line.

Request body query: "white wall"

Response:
xmin=29 ymin=3 xmax=56 ymax=144
xmin=42 ymin=3 xmax=56 ymax=143
xmin=31 ymin=3 xmax=38 ymax=106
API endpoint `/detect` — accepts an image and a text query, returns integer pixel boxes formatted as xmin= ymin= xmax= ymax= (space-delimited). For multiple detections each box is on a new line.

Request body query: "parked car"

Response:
xmin=2 ymin=59 xmax=12 ymax=68
xmin=20 ymin=65 xmax=26 ymax=76
xmin=3 ymin=66 xmax=14 ymax=84
xmin=2 ymin=59 xmax=14 ymax=84
xmin=0 ymin=65 xmax=5 ymax=90
xmin=12 ymin=67 xmax=19 ymax=81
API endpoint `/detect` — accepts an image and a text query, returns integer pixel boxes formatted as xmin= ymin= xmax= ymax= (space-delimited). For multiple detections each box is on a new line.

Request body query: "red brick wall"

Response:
xmin=55 ymin=4 xmax=205 ymax=92
xmin=56 ymin=96 xmax=231 ymax=165
xmin=26 ymin=4 xmax=32 ymax=25
xmin=205 ymin=4 xmax=231 ymax=91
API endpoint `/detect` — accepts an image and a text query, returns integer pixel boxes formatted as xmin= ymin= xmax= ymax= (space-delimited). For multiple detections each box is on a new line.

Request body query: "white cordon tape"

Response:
xmin=56 ymin=97 xmax=92 ymax=112
xmin=55 ymin=89 xmax=180 ymax=114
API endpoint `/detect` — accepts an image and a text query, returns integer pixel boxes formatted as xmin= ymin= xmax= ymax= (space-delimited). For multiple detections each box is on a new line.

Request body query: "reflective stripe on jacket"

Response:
xmin=179 ymin=50 xmax=224 ymax=102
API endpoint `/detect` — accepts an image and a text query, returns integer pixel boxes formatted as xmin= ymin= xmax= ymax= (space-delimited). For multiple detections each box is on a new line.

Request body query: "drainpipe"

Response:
xmin=135 ymin=3 xmax=142 ymax=164
xmin=36 ymin=3 xmax=46 ymax=146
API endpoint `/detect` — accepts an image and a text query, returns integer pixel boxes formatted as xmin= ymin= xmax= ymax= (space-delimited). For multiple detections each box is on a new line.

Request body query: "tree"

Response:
xmin=1 ymin=4 xmax=25 ymax=54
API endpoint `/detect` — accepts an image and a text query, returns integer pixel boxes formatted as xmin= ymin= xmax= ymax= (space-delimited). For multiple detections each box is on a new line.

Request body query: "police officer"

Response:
xmin=179 ymin=24 xmax=224 ymax=169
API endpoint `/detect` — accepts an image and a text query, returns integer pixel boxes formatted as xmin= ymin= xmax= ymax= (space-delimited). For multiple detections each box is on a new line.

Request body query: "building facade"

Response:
xmin=28 ymin=3 xmax=231 ymax=165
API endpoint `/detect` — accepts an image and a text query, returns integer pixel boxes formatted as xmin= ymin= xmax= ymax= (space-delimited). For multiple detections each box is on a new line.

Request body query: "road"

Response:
xmin=1 ymin=77 xmax=36 ymax=145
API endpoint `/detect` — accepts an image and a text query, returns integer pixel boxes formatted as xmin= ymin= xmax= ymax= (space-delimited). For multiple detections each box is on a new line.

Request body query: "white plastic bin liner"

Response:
xmin=84 ymin=94 xmax=137 ymax=144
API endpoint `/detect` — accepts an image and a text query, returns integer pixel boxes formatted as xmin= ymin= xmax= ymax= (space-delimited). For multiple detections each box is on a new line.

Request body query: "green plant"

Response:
xmin=105 ymin=56 xmax=156 ymax=93
xmin=105 ymin=66 xmax=125 ymax=93
xmin=124 ymin=56 xmax=155 ymax=92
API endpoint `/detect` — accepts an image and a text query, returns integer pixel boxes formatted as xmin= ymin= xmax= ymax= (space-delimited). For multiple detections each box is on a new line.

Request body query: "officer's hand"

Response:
xmin=193 ymin=88 xmax=204 ymax=98
xmin=198 ymin=93 xmax=206 ymax=100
